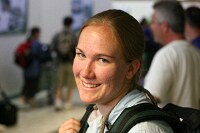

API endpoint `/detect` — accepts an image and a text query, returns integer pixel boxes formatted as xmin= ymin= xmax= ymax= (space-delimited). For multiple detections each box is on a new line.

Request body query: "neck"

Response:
xmin=96 ymin=81 xmax=132 ymax=117
xmin=187 ymin=27 xmax=200 ymax=41
xmin=97 ymin=89 xmax=130 ymax=117
xmin=189 ymin=32 xmax=200 ymax=42
xmin=64 ymin=26 xmax=70 ymax=30
xmin=164 ymin=33 xmax=185 ymax=45
xmin=97 ymin=102 xmax=116 ymax=117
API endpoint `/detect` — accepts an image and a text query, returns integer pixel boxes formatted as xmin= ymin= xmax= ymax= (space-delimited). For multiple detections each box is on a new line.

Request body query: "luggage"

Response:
xmin=0 ymin=86 xmax=18 ymax=126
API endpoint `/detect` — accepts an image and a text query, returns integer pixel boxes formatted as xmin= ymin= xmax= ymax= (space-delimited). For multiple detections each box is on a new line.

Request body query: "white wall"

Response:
xmin=0 ymin=0 xmax=111 ymax=96
xmin=112 ymin=1 xmax=200 ymax=22
xmin=112 ymin=1 xmax=154 ymax=22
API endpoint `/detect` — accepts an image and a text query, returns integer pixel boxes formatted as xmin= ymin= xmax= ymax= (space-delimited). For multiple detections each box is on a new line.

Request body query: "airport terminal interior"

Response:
xmin=0 ymin=0 xmax=199 ymax=133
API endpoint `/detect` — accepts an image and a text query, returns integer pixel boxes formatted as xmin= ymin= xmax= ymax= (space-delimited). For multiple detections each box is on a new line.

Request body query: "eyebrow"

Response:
xmin=76 ymin=47 xmax=116 ymax=59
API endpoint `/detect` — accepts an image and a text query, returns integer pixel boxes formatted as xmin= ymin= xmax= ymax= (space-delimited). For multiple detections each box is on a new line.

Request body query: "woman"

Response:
xmin=59 ymin=9 xmax=173 ymax=133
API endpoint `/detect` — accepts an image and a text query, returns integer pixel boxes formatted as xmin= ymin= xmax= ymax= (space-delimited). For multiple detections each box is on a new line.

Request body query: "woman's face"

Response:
xmin=73 ymin=25 xmax=131 ymax=105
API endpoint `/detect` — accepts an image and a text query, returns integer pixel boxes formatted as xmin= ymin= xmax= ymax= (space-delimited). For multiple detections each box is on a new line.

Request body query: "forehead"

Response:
xmin=78 ymin=25 xmax=124 ymax=56
xmin=151 ymin=11 xmax=160 ymax=24
xmin=83 ymin=24 xmax=115 ymax=38
xmin=152 ymin=11 xmax=158 ymax=20
xmin=80 ymin=25 xmax=118 ymax=46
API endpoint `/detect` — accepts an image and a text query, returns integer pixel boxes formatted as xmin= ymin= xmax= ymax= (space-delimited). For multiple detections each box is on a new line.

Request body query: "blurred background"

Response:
xmin=0 ymin=0 xmax=199 ymax=133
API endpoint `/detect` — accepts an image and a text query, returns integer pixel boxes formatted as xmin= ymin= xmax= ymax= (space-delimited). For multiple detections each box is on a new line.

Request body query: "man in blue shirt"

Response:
xmin=21 ymin=27 xmax=44 ymax=106
xmin=185 ymin=6 xmax=200 ymax=49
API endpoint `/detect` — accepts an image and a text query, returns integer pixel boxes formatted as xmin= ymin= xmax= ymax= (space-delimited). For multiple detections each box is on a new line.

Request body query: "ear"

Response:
xmin=126 ymin=60 xmax=141 ymax=79
xmin=161 ymin=21 xmax=169 ymax=33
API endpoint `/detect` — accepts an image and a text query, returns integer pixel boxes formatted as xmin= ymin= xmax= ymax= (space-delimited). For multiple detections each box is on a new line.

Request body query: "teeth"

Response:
xmin=83 ymin=82 xmax=99 ymax=88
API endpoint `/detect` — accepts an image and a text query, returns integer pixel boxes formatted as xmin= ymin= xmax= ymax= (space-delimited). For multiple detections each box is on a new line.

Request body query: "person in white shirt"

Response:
xmin=144 ymin=1 xmax=200 ymax=109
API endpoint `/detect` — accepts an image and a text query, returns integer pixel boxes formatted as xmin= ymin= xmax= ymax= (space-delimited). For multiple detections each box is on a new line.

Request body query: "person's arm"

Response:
xmin=59 ymin=118 xmax=81 ymax=133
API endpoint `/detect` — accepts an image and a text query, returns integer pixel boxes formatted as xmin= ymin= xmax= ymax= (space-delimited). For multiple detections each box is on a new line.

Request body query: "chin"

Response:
xmin=80 ymin=97 xmax=95 ymax=104
xmin=79 ymin=93 xmax=96 ymax=104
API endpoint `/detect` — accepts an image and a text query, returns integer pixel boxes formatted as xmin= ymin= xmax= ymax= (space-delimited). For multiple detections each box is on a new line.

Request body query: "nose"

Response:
xmin=80 ymin=61 xmax=95 ymax=79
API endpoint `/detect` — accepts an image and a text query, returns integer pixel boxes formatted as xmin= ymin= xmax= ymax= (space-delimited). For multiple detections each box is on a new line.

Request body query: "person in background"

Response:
xmin=185 ymin=6 xmax=200 ymax=49
xmin=144 ymin=1 xmax=200 ymax=109
xmin=59 ymin=9 xmax=174 ymax=133
xmin=51 ymin=16 xmax=76 ymax=110
xmin=140 ymin=18 xmax=161 ymax=79
xmin=21 ymin=27 xmax=44 ymax=106
xmin=39 ymin=43 xmax=54 ymax=105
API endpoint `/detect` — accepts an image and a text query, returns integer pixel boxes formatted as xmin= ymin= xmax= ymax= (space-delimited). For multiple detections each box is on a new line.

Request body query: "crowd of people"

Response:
xmin=15 ymin=16 xmax=77 ymax=110
xmin=13 ymin=0 xmax=199 ymax=132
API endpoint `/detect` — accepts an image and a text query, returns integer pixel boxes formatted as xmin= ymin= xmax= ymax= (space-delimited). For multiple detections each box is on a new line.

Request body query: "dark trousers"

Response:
xmin=22 ymin=77 xmax=40 ymax=101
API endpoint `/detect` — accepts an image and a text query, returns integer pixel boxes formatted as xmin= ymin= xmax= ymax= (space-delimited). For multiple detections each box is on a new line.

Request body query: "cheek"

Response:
xmin=153 ymin=27 xmax=159 ymax=35
xmin=72 ymin=58 xmax=80 ymax=76
xmin=151 ymin=26 xmax=157 ymax=37
xmin=98 ymin=66 xmax=124 ymax=86
xmin=153 ymin=27 xmax=162 ymax=42
xmin=99 ymin=70 xmax=115 ymax=82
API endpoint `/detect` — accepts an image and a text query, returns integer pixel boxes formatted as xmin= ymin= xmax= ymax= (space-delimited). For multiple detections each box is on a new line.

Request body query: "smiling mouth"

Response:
xmin=83 ymin=82 xmax=101 ymax=88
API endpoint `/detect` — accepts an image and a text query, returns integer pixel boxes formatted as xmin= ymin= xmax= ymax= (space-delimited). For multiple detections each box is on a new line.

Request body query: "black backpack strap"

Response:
xmin=107 ymin=103 xmax=181 ymax=133
xmin=79 ymin=104 xmax=95 ymax=133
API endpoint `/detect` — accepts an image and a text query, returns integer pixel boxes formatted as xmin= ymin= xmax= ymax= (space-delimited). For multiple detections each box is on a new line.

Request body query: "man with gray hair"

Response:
xmin=144 ymin=0 xmax=200 ymax=109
